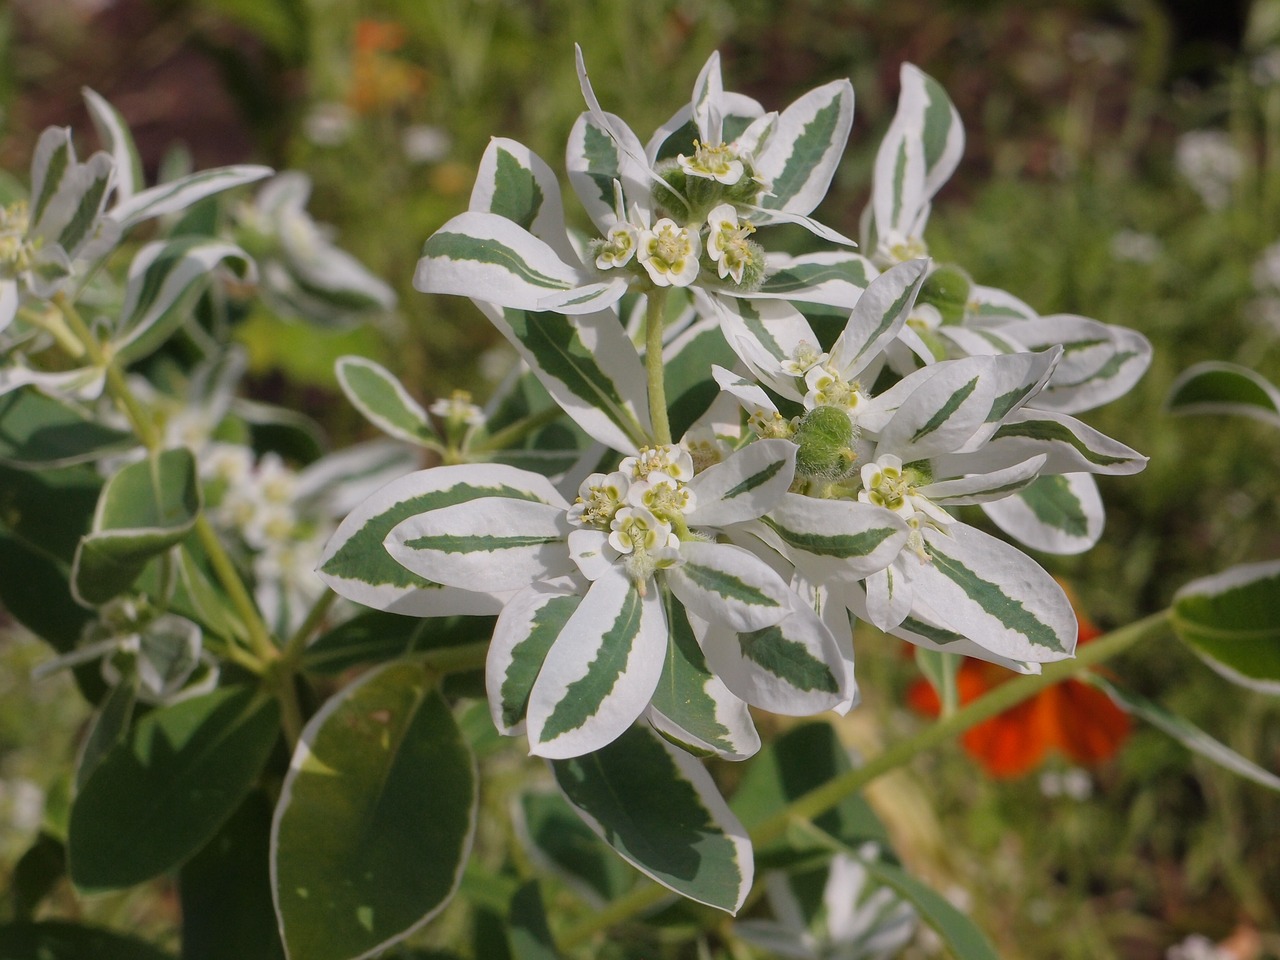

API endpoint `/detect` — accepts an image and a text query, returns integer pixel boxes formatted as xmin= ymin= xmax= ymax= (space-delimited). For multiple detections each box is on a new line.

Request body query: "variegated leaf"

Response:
xmin=761 ymin=494 xmax=908 ymax=580
xmin=488 ymin=581 xmax=582 ymax=735
xmin=646 ymin=591 xmax=760 ymax=760
xmin=981 ymin=408 xmax=1147 ymax=475
xmin=318 ymin=465 xmax=563 ymax=616
xmin=712 ymin=296 xmax=817 ymax=401
xmin=475 ymin=300 xmax=650 ymax=453
xmin=699 ymin=587 xmax=853 ymax=716
xmin=868 ymin=357 xmax=999 ymax=459
xmin=666 ymin=541 xmax=792 ymax=632
xmin=1166 ymin=361 xmax=1280 ymax=427
xmin=109 ymin=165 xmax=273 ymax=229
xmin=551 ymin=723 xmax=754 ymax=913
xmin=526 ymin=569 xmax=665 ymax=759
xmin=471 ymin=137 xmax=580 ymax=265
xmin=386 ymin=496 xmax=572 ymax=594
xmin=913 ymin=523 xmax=1076 ymax=663
xmin=35 ymin=150 xmax=115 ymax=262
xmin=29 ymin=126 xmax=77 ymax=229
xmin=1005 ymin=315 xmax=1153 ymax=414
xmin=335 ymin=356 xmax=439 ymax=447
xmin=920 ymin=454 xmax=1046 ymax=505
xmin=829 ymin=258 xmax=929 ymax=377
xmin=113 ymin=238 xmax=253 ymax=363
xmin=82 ymin=87 xmax=143 ymax=201
xmin=566 ymin=111 xmax=650 ymax=233
xmin=753 ymin=250 xmax=876 ymax=310
xmin=755 ymin=79 xmax=854 ymax=217
xmin=686 ymin=438 xmax=796 ymax=527
xmin=1171 ymin=560 xmax=1280 ymax=695
xmin=981 ymin=472 xmax=1104 ymax=555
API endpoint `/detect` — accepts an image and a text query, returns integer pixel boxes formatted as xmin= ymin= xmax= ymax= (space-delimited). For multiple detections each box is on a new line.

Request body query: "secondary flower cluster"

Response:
xmin=323 ymin=48 xmax=1149 ymax=762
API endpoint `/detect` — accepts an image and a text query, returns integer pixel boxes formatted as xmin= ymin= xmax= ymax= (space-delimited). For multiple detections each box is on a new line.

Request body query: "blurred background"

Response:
xmin=1 ymin=1 xmax=1278 ymax=958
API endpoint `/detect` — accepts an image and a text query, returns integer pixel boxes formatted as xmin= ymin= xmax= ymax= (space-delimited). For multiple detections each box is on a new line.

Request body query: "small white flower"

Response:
xmin=1166 ymin=934 xmax=1231 ymax=960
xmin=429 ymin=389 xmax=485 ymax=427
xmin=1251 ymin=241 xmax=1280 ymax=293
xmin=567 ymin=471 xmax=630 ymax=527
xmin=594 ymin=220 xmax=639 ymax=270
xmin=706 ymin=203 xmax=756 ymax=284
xmin=874 ymin=228 xmax=928 ymax=267
xmin=677 ymin=139 xmax=745 ymax=185
xmin=779 ymin=340 xmax=830 ymax=378
xmin=620 ymin=444 xmax=695 ymax=482
xmin=303 ymin=102 xmax=355 ymax=147
xmin=637 ymin=218 xmax=701 ymax=287
xmin=803 ymin=365 xmax=864 ymax=412
xmin=608 ymin=505 xmax=679 ymax=556
xmin=402 ymin=124 xmax=452 ymax=164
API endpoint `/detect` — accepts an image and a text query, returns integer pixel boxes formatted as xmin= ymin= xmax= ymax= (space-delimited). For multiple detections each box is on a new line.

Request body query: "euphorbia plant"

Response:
xmin=1 ymin=44 xmax=1278 ymax=960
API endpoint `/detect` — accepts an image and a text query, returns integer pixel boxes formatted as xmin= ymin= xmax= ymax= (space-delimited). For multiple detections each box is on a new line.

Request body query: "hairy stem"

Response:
xmin=645 ymin=287 xmax=672 ymax=446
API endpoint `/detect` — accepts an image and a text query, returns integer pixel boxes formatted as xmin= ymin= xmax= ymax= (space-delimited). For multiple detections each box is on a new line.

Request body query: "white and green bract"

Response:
xmin=414 ymin=47 xmax=863 ymax=328
xmin=372 ymin=438 xmax=858 ymax=759
xmin=858 ymin=63 xmax=1152 ymax=556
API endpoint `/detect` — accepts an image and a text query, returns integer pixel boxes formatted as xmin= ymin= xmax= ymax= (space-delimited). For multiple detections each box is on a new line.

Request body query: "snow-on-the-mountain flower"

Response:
xmin=326 ymin=436 xmax=866 ymax=761
xmin=413 ymin=47 xmax=868 ymax=325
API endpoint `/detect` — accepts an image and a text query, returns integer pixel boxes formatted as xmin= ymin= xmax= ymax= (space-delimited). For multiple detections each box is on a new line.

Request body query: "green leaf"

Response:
xmin=0 ymin=921 xmax=174 ymax=960
xmin=302 ymin=611 xmax=495 ymax=676
xmin=551 ymin=724 xmax=753 ymax=913
xmin=272 ymin=662 xmax=476 ymax=960
xmin=74 ymin=675 xmax=137 ymax=790
xmin=72 ymin=449 xmax=202 ymax=606
xmin=0 ymin=462 xmax=102 ymax=563
xmin=859 ymin=858 xmax=999 ymax=960
xmin=1166 ymin=361 xmax=1280 ymax=427
xmin=180 ymin=791 xmax=284 ymax=960
xmin=0 ymin=388 xmax=135 ymax=469
xmin=83 ymin=88 xmax=144 ymax=200
xmin=10 ymin=834 xmax=66 ymax=921
xmin=514 ymin=791 xmax=634 ymax=906
xmin=1172 ymin=561 xmax=1280 ymax=694
xmin=335 ymin=356 xmax=440 ymax=447
xmin=662 ymin=319 xmax=737 ymax=441
xmin=506 ymin=882 xmax=561 ymax=960
xmin=68 ymin=685 xmax=281 ymax=890
xmin=1087 ymin=675 xmax=1280 ymax=791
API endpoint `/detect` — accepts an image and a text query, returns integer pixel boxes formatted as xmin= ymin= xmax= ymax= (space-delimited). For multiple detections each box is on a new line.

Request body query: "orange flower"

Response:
xmin=906 ymin=607 xmax=1130 ymax=778
xmin=347 ymin=19 xmax=426 ymax=115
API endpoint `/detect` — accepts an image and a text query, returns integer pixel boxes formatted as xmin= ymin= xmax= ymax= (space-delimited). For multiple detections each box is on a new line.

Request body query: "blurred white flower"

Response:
xmin=1251 ymin=47 xmax=1280 ymax=87
xmin=1166 ymin=934 xmax=1230 ymax=960
xmin=0 ymin=778 xmax=45 ymax=835
xmin=1175 ymin=131 xmax=1244 ymax=210
xmin=304 ymin=102 xmax=356 ymax=147
xmin=1038 ymin=767 xmax=1093 ymax=800
xmin=1110 ymin=229 xmax=1162 ymax=264
xmin=402 ymin=124 xmax=452 ymax=164
xmin=1251 ymin=241 xmax=1280 ymax=292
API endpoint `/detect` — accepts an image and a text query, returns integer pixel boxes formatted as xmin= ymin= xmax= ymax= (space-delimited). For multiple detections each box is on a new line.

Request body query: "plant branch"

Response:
xmin=645 ymin=287 xmax=672 ymax=446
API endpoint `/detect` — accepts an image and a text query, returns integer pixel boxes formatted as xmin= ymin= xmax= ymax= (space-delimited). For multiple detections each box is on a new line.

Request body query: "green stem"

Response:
xmin=557 ymin=609 xmax=1170 ymax=948
xmin=419 ymin=641 xmax=491 ymax=676
xmin=645 ymin=287 xmax=672 ymax=446
xmin=468 ymin=404 xmax=565 ymax=454
xmin=280 ymin=588 xmax=338 ymax=668
xmin=751 ymin=609 xmax=1170 ymax=846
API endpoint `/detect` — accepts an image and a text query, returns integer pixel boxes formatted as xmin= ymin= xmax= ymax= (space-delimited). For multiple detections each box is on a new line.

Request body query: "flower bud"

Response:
xmin=918 ymin=264 xmax=972 ymax=325
xmin=793 ymin=405 xmax=858 ymax=480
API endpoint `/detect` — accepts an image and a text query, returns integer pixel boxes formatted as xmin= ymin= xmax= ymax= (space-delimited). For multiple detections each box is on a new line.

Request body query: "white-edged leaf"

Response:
xmin=29 ymin=126 xmax=76 ymax=229
xmin=979 ymin=408 xmax=1148 ymax=475
xmin=1172 ymin=560 xmax=1280 ymax=695
xmin=335 ymin=356 xmax=439 ymax=447
xmin=1005 ymin=315 xmax=1153 ymax=414
xmin=920 ymin=453 xmax=1046 ymax=505
xmin=756 ymin=79 xmax=854 ymax=217
xmin=1087 ymin=674 xmax=1280 ymax=791
xmin=82 ymin=87 xmax=143 ymax=201
xmin=526 ymin=569 xmax=665 ymax=759
xmin=667 ymin=541 xmax=792 ymax=632
xmin=912 ymin=524 xmax=1076 ymax=663
xmin=566 ymin=111 xmax=650 ymax=233
xmin=686 ymin=439 xmax=796 ymax=528
xmin=318 ymin=465 xmax=563 ymax=616
xmin=829 ymin=258 xmax=928 ymax=376
xmin=475 ymin=300 xmax=650 ymax=452
xmin=109 ymin=164 xmax=273 ymax=229
xmin=753 ymin=250 xmax=876 ymax=309
xmin=271 ymin=661 xmax=477 ymax=960
xmin=700 ymin=588 xmax=853 ymax=716
xmin=488 ymin=581 xmax=583 ymax=735
xmin=386 ymin=496 xmax=572 ymax=594
xmin=1166 ymin=361 xmax=1280 ymax=427
xmin=981 ymin=472 xmax=1104 ymax=555
xmin=761 ymin=494 xmax=908 ymax=580
xmin=551 ymin=723 xmax=754 ymax=913
xmin=647 ymin=591 xmax=760 ymax=761
xmin=113 ymin=238 xmax=253 ymax=363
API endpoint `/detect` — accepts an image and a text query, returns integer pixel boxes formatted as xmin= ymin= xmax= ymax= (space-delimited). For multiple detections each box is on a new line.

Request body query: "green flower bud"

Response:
xmin=918 ymin=264 xmax=972 ymax=325
xmin=794 ymin=405 xmax=858 ymax=480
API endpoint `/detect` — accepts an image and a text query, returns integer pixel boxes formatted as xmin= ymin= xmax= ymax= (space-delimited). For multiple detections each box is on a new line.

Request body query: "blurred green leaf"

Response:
xmin=0 ymin=922 xmax=174 ymax=960
xmin=1172 ymin=560 xmax=1280 ymax=694
xmin=514 ymin=791 xmax=633 ymax=907
xmin=71 ymin=449 xmax=202 ymax=606
xmin=68 ymin=685 xmax=281 ymax=890
xmin=858 ymin=858 xmax=999 ymax=960
xmin=0 ymin=388 xmax=135 ymax=469
xmin=1166 ymin=361 xmax=1280 ymax=427
xmin=272 ymin=662 xmax=476 ymax=960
